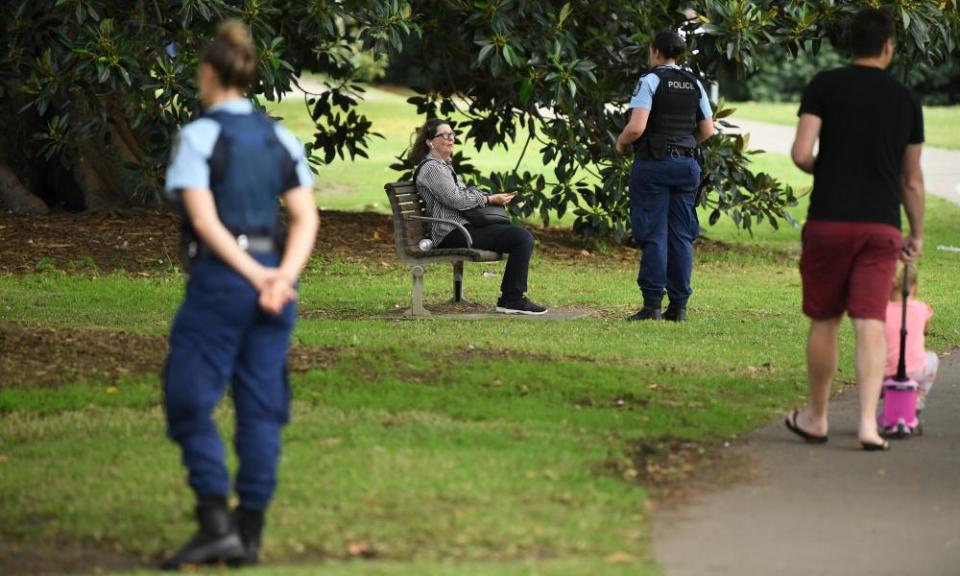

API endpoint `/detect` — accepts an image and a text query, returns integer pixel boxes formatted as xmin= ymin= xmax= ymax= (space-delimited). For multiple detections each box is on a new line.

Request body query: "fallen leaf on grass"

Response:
xmin=605 ymin=552 xmax=637 ymax=564
xmin=346 ymin=541 xmax=375 ymax=558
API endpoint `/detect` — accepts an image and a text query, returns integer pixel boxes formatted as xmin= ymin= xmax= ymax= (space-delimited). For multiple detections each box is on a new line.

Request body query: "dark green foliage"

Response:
xmin=0 ymin=0 xmax=412 ymax=204
xmin=2 ymin=0 xmax=958 ymax=237
xmin=386 ymin=0 xmax=958 ymax=241
xmin=726 ymin=43 xmax=960 ymax=104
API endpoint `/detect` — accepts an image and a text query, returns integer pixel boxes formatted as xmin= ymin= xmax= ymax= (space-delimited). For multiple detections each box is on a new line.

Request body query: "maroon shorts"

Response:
xmin=800 ymin=220 xmax=903 ymax=321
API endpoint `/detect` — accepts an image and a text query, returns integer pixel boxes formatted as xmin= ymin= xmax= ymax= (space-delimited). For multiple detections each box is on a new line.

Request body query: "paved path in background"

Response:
xmin=728 ymin=117 xmax=960 ymax=206
xmin=653 ymin=350 xmax=960 ymax=576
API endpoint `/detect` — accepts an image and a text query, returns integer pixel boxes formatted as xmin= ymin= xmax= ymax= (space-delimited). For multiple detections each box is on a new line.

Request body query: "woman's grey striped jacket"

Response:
xmin=414 ymin=156 xmax=488 ymax=244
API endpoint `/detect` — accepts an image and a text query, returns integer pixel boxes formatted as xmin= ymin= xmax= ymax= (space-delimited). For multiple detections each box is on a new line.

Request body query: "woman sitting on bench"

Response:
xmin=410 ymin=118 xmax=547 ymax=315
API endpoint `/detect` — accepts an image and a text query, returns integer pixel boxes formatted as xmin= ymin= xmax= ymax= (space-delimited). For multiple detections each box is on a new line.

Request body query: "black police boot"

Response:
xmin=160 ymin=497 xmax=245 ymax=571
xmin=627 ymin=306 xmax=662 ymax=321
xmin=231 ymin=506 xmax=265 ymax=566
xmin=663 ymin=303 xmax=687 ymax=322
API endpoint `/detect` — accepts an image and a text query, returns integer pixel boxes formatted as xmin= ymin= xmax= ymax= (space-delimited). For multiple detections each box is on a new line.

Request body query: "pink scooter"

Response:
xmin=879 ymin=265 xmax=922 ymax=438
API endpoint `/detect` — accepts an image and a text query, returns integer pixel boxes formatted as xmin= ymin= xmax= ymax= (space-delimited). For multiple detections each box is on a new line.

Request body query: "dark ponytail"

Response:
xmin=202 ymin=19 xmax=257 ymax=90
xmin=408 ymin=118 xmax=451 ymax=166
xmin=652 ymin=30 xmax=686 ymax=61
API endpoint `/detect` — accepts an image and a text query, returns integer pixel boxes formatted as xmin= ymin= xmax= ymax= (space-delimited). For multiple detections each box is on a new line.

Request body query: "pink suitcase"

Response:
xmin=879 ymin=265 xmax=921 ymax=438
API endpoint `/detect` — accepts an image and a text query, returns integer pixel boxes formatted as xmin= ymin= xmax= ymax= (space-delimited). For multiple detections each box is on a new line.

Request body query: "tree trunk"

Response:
xmin=0 ymin=161 xmax=48 ymax=215
xmin=65 ymin=101 xmax=142 ymax=209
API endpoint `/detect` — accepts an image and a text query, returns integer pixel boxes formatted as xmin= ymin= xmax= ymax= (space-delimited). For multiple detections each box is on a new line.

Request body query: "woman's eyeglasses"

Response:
xmin=432 ymin=131 xmax=456 ymax=141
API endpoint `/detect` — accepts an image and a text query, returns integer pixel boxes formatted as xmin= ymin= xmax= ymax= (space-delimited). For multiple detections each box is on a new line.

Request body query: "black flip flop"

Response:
xmin=784 ymin=410 xmax=829 ymax=444
xmin=861 ymin=440 xmax=890 ymax=451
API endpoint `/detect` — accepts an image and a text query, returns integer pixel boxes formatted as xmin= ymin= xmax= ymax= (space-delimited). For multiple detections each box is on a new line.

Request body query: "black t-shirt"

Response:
xmin=799 ymin=65 xmax=924 ymax=228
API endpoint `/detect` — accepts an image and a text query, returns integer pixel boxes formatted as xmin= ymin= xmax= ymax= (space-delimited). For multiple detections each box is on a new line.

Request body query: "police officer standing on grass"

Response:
xmin=160 ymin=20 xmax=318 ymax=569
xmin=617 ymin=30 xmax=715 ymax=322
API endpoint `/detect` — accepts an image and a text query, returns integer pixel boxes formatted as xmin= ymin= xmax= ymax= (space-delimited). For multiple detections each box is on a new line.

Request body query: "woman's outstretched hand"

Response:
xmin=486 ymin=193 xmax=517 ymax=205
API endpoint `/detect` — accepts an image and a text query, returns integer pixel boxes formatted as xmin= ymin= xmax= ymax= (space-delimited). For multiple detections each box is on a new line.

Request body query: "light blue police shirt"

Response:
xmin=628 ymin=64 xmax=713 ymax=120
xmin=164 ymin=98 xmax=313 ymax=200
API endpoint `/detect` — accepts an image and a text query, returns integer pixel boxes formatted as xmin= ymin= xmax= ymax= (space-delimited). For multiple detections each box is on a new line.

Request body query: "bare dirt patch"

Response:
xmin=0 ymin=321 xmax=339 ymax=389
xmin=0 ymin=208 xmax=401 ymax=274
xmin=0 ymin=541 xmax=142 ymax=576
xmin=0 ymin=207 xmax=793 ymax=276
xmin=370 ymin=303 xmax=596 ymax=320
xmin=597 ymin=436 xmax=755 ymax=506
xmin=0 ymin=322 xmax=164 ymax=388
xmin=0 ymin=208 xmax=642 ymax=275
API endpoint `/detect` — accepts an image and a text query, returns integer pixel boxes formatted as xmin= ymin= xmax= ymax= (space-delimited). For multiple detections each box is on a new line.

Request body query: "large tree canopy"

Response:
xmin=2 ymin=0 xmax=958 ymax=239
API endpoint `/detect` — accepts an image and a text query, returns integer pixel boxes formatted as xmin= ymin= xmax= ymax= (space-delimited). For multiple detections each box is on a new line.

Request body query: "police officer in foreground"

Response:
xmin=617 ymin=30 xmax=715 ymax=322
xmin=160 ymin=20 xmax=318 ymax=569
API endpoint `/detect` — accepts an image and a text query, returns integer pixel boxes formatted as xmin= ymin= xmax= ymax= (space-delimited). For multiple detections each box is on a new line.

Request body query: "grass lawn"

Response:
xmin=3 ymin=88 xmax=960 ymax=576
xmin=730 ymin=101 xmax=960 ymax=150
xmin=3 ymin=194 xmax=960 ymax=575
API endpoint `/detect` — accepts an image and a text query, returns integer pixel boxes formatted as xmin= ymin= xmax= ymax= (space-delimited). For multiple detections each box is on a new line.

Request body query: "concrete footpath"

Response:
xmin=728 ymin=117 xmax=960 ymax=206
xmin=653 ymin=350 xmax=960 ymax=576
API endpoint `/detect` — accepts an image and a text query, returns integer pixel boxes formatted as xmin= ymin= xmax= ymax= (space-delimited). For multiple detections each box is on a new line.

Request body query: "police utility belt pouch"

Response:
xmin=462 ymin=203 xmax=510 ymax=227
xmin=635 ymin=139 xmax=695 ymax=161
xmin=635 ymin=134 xmax=669 ymax=161
xmin=180 ymin=233 xmax=277 ymax=272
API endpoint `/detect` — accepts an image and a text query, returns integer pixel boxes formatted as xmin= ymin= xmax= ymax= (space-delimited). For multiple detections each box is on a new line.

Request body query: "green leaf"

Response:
xmin=478 ymin=43 xmax=495 ymax=64
xmin=558 ymin=3 xmax=572 ymax=28
xmin=518 ymin=78 xmax=533 ymax=104
xmin=502 ymin=44 xmax=516 ymax=67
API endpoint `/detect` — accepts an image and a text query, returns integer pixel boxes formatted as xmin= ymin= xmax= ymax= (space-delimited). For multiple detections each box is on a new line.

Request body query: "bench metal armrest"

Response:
xmin=406 ymin=215 xmax=473 ymax=248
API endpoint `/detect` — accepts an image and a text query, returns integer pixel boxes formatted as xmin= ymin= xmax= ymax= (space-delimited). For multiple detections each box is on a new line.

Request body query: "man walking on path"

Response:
xmin=788 ymin=8 xmax=925 ymax=450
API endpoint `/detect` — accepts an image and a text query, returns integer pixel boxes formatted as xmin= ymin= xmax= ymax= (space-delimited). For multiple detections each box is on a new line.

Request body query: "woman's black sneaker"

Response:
xmin=496 ymin=297 xmax=548 ymax=315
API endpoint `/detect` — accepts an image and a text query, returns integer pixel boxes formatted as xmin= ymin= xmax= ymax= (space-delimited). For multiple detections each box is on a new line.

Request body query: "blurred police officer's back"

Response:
xmin=160 ymin=20 xmax=318 ymax=570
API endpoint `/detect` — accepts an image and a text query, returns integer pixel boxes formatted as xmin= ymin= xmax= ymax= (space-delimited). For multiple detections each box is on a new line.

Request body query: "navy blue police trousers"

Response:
xmin=629 ymin=155 xmax=701 ymax=309
xmin=163 ymin=254 xmax=294 ymax=511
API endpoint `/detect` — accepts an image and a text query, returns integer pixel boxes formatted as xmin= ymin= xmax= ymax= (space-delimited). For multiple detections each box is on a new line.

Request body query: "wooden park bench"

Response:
xmin=384 ymin=181 xmax=502 ymax=316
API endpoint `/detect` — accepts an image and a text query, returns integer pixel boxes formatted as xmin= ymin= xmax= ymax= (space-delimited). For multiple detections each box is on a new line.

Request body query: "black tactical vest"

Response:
xmin=634 ymin=67 xmax=701 ymax=152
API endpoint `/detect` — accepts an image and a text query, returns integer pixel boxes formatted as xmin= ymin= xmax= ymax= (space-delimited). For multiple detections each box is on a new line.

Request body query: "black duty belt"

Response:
xmin=666 ymin=145 xmax=696 ymax=157
xmin=187 ymin=234 xmax=277 ymax=260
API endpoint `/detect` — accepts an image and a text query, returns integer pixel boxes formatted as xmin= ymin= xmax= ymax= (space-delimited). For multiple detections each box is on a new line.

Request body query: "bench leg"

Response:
xmin=452 ymin=261 xmax=464 ymax=303
xmin=407 ymin=265 xmax=430 ymax=316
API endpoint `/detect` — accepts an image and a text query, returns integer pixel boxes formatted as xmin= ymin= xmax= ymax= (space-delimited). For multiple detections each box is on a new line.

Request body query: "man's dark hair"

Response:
xmin=652 ymin=30 xmax=685 ymax=60
xmin=850 ymin=8 xmax=894 ymax=58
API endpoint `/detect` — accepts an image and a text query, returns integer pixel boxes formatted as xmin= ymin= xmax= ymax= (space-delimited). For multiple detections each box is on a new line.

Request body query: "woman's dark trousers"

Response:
xmin=439 ymin=223 xmax=535 ymax=301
